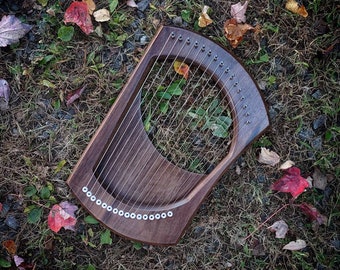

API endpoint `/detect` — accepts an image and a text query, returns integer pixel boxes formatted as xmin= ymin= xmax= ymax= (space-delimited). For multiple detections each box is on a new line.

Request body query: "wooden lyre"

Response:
xmin=67 ymin=26 xmax=269 ymax=245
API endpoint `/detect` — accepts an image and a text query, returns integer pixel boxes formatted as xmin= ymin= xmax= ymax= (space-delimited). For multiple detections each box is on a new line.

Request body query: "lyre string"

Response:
xmin=114 ymin=51 xmax=216 ymax=211
xmin=153 ymin=68 xmax=237 ymax=207
xmin=103 ymin=40 xmax=199 ymax=206
xmin=90 ymin=33 xmax=190 ymax=201
xmin=129 ymin=61 xmax=222 ymax=210
xmin=135 ymin=61 xmax=231 ymax=210
xmin=86 ymin=32 xmax=174 ymax=193
xmin=133 ymin=53 xmax=253 ymax=210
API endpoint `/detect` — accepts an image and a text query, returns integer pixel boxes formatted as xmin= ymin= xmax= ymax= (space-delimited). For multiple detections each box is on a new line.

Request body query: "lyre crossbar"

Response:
xmin=67 ymin=26 xmax=269 ymax=245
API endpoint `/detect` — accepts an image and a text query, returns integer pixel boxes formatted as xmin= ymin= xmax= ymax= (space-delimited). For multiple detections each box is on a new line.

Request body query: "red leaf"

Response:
xmin=64 ymin=2 xmax=93 ymax=35
xmin=66 ymin=85 xmax=86 ymax=106
xmin=48 ymin=201 xmax=78 ymax=233
xmin=299 ymin=203 xmax=328 ymax=225
xmin=271 ymin=167 xmax=309 ymax=199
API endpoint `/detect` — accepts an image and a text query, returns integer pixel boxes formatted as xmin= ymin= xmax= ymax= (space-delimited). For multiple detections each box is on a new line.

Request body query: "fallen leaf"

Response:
xmin=306 ymin=176 xmax=313 ymax=188
xmin=126 ymin=0 xmax=138 ymax=8
xmin=235 ymin=165 xmax=241 ymax=175
xmin=279 ymin=160 xmax=295 ymax=170
xmin=2 ymin=239 xmax=17 ymax=255
xmin=231 ymin=1 xmax=249 ymax=23
xmin=271 ymin=167 xmax=309 ymax=199
xmin=66 ymin=85 xmax=86 ymax=106
xmin=268 ymin=220 xmax=289 ymax=239
xmin=312 ymin=167 xmax=328 ymax=190
xmin=64 ymin=1 xmax=94 ymax=35
xmin=13 ymin=255 xmax=24 ymax=267
xmin=13 ymin=255 xmax=34 ymax=270
xmin=198 ymin=5 xmax=213 ymax=27
xmin=285 ymin=0 xmax=308 ymax=18
xmin=223 ymin=18 xmax=254 ymax=48
xmin=173 ymin=61 xmax=189 ymax=79
xmin=83 ymin=0 xmax=96 ymax=15
xmin=48 ymin=201 xmax=78 ymax=233
xmin=283 ymin=239 xmax=306 ymax=251
xmin=46 ymin=8 xmax=56 ymax=17
xmin=93 ymin=8 xmax=111 ymax=22
xmin=299 ymin=203 xmax=328 ymax=225
xmin=0 ymin=15 xmax=32 ymax=47
xmin=0 ymin=79 xmax=10 ymax=110
xmin=258 ymin=147 xmax=280 ymax=166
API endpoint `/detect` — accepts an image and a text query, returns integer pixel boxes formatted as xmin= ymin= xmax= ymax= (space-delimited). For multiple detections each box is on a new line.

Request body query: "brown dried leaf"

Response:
xmin=83 ymin=0 xmax=96 ymax=15
xmin=223 ymin=18 xmax=253 ymax=48
xmin=283 ymin=239 xmax=307 ymax=251
xmin=312 ymin=167 xmax=328 ymax=190
xmin=285 ymin=0 xmax=308 ymax=18
xmin=66 ymin=85 xmax=86 ymax=106
xmin=258 ymin=147 xmax=280 ymax=166
xmin=268 ymin=220 xmax=288 ymax=239
xmin=198 ymin=5 xmax=213 ymax=28
xmin=2 ymin=239 xmax=17 ymax=255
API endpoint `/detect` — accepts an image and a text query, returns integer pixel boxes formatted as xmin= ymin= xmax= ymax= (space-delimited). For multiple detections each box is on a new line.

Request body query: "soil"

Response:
xmin=0 ymin=0 xmax=339 ymax=269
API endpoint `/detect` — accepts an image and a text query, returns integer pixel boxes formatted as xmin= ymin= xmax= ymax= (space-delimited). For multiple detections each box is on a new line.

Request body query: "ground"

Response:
xmin=0 ymin=0 xmax=339 ymax=269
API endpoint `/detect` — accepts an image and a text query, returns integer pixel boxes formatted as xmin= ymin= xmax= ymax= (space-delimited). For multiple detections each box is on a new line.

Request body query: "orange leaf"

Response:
xmin=198 ymin=5 xmax=213 ymax=28
xmin=82 ymin=0 xmax=96 ymax=15
xmin=2 ymin=239 xmax=17 ymax=255
xmin=223 ymin=18 xmax=254 ymax=48
xmin=173 ymin=61 xmax=189 ymax=79
xmin=285 ymin=0 xmax=308 ymax=18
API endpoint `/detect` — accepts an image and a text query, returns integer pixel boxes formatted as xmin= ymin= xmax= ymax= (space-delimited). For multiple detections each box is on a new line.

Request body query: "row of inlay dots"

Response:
xmin=82 ymin=187 xmax=173 ymax=220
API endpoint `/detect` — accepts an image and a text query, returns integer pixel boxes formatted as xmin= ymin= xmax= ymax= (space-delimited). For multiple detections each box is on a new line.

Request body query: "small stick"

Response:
xmin=244 ymin=203 xmax=289 ymax=242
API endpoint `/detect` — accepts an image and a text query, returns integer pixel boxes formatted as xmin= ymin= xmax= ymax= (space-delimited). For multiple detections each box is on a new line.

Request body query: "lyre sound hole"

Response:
xmin=141 ymin=60 xmax=232 ymax=174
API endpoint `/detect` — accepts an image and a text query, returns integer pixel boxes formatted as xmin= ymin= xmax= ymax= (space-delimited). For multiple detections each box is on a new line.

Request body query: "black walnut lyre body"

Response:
xmin=67 ymin=26 xmax=270 ymax=245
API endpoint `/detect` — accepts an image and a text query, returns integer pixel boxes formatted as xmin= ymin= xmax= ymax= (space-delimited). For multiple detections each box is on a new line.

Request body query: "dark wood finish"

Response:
xmin=67 ymin=26 xmax=270 ymax=245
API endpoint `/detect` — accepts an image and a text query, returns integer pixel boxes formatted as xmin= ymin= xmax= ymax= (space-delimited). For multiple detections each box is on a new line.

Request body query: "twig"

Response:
xmin=244 ymin=203 xmax=289 ymax=242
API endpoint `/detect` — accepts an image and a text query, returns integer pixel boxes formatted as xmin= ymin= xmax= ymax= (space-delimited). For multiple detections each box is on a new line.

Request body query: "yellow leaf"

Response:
xmin=173 ymin=61 xmax=189 ymax=79
xmin=285 ymin=0 xmax=308 ymax=18
xmin=223 ymin=18 xmax=254 ymax=48
xmin=83 ymin=0 xmax=96 ymax=15
xmin=198 ymin=5 xmax=213 ymax=28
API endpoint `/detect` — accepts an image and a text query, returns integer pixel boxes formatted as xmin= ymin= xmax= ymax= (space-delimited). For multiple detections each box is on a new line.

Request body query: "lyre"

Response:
xmin=67 ymin=26 xmax=269 ymax=245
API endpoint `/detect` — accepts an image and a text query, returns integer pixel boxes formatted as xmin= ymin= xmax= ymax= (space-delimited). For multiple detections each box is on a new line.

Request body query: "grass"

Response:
xmin=0 ymin=0 xmax=339 ymax=269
